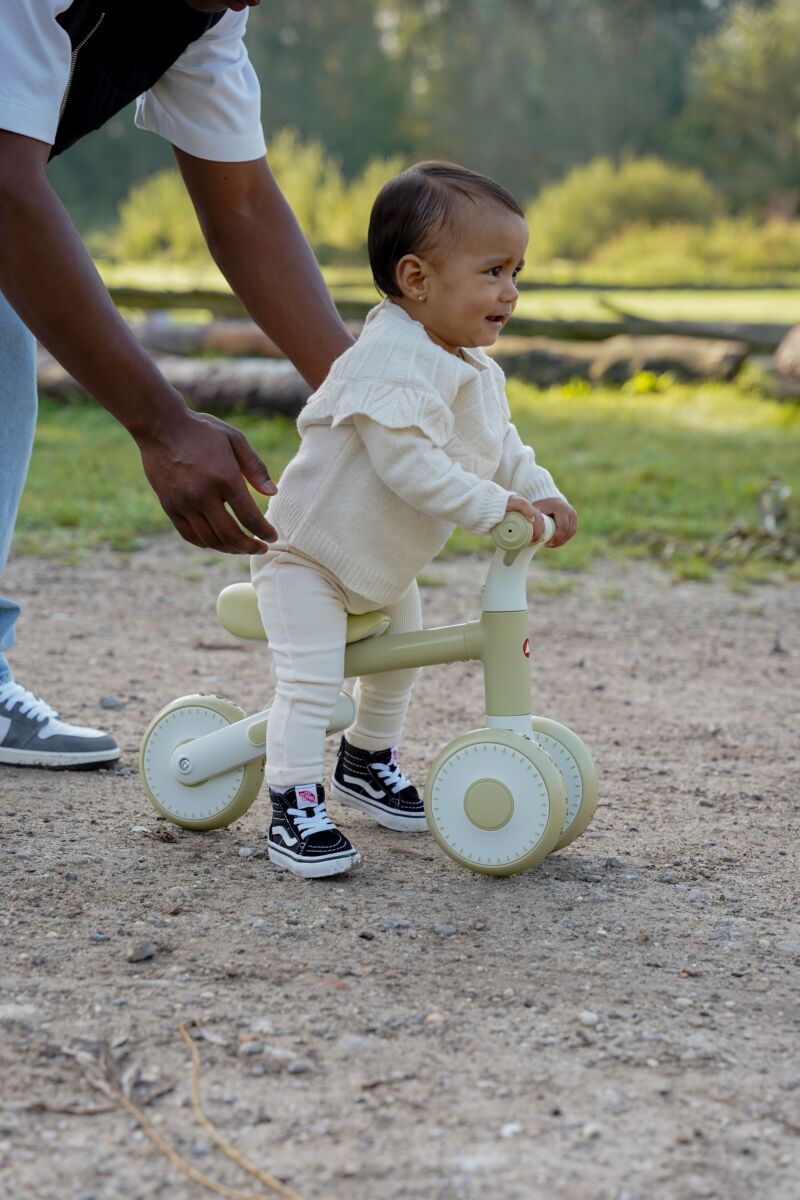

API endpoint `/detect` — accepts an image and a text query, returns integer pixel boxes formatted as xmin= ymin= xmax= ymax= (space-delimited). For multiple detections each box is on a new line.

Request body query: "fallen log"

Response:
xmin=603 ymin=304 xmax=791 ymax=353
xmin=109 ymin=286 xmax=628 ymax=341
xmin=108 ymin=285 xmax=373 ymax=324
xmin=491 ymin=333 xmax=748 ymax=385
xmin=37 ymin=351 xmax=311 ymax=416
xmin=588 ymin=334 xmax=748 ymax=384
xmin=490 ymin=337 xmax=599 ymax=384
xmin=772 ymin=325 xmax=800 ymax=400
xmin=130 ymin=313 xmax=365 ymax=358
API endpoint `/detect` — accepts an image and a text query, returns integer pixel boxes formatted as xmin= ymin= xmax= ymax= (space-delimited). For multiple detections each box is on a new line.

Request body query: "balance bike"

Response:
xmin=140 ymin=512 xmax=598 ymax=876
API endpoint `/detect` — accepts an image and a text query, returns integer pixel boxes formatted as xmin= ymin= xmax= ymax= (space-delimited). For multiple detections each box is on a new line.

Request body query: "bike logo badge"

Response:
xmin=522 ymin=637 xmax=530 ymax=658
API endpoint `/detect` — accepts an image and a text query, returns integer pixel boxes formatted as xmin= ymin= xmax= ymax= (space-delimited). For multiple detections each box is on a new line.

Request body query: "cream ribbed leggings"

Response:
xmin=252 ymin=550 xmax=421 ymax=789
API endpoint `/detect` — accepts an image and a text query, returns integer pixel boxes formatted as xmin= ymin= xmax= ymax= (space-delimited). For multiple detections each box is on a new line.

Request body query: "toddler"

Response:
xmin=252 ymin=160 xmax=577 ymax=878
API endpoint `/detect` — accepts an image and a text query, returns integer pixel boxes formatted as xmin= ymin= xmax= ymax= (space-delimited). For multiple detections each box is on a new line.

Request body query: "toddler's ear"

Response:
xmin=395 ymin=253 xmax=427 ymax=300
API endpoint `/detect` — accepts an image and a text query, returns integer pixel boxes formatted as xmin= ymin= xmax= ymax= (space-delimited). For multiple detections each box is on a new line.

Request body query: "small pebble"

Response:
xmin=127 ymin=941 xmax=156 ymax=963
xmin=238 ymin=847 xmax=257 ymax=859
xmin=239 ymin=1041 xmax=264 ymax=1057
xmin=287 ymin=1058 xmax=314 ymax=1075
xmin=89 ymin=932 xmax=110 ymax=943
xmin=579 ymin=1010 xmax=599 ymax=1027
xmin=499 ymin=1123 xmax=522 ymax=1139
xmin=433 ymin=923 xmax=457 ymax=937
xmin=100 ymin=695 xmax=126 ymax=710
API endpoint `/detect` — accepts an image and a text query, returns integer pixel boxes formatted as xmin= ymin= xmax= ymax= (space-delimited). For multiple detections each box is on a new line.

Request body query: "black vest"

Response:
xmin=52 ymin=0 xmax=225 ymax=158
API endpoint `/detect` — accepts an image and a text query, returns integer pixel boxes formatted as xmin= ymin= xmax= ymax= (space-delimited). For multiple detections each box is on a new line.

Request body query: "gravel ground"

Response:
xmin=1 ymin=542 xmax=798 ymax=1200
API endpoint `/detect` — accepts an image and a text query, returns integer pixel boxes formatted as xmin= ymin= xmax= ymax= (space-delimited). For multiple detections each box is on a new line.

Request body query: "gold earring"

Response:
xmin=417 ymin=292 xmax=426 ymax=302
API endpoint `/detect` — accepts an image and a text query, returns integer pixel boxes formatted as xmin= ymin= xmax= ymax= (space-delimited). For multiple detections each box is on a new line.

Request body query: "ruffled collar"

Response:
xmin=364 ymin=299 xmax=492 ymax=375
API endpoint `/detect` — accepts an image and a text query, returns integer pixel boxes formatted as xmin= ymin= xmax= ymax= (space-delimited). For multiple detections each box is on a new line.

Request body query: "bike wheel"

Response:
xmin=424 ymin=728 xmax=566 ymax=876
xmin=530 ymin=717 xmax=598 ymax=850
xmin=140 ymin=694 xmax=263 ymax=830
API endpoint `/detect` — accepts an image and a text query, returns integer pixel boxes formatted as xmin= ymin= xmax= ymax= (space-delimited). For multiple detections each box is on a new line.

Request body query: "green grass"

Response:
xmin=18 ymin=382 xmax=800 ymax=586
xmin=442 ymin=379 xmax=800 ymax=582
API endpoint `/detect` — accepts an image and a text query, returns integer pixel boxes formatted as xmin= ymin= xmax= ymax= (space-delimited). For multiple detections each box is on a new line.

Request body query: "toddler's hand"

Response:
xmin=505 ymin=496 xmax=546 ymax=542
xmin=532 ymin=497 xmax=578 ymax=548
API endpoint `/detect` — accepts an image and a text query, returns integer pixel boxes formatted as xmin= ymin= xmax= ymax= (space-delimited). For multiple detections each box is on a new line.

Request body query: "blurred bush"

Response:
xmin=114 ymin=168 xmax=206 ymax=262
xmin=526 ymin=157 xmax=723 ymax=261
xmin=588 ymin=218 xmax=800 ymax=284
xmin=110 ymin=130 xmax=405 ymax=264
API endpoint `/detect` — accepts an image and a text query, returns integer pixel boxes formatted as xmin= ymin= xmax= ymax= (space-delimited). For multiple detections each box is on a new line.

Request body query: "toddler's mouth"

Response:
xmin=486 ymin=314 xmax=508 ymax=326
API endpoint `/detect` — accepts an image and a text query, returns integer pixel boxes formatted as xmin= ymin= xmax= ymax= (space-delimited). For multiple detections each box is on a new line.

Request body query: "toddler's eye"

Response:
xmin=487 ymin=266 xmax=502 ymax=277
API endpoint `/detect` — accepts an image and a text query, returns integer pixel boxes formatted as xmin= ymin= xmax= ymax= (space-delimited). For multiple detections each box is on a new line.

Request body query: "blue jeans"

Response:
xmin=0 ymin=290 xmax=37 ymax=686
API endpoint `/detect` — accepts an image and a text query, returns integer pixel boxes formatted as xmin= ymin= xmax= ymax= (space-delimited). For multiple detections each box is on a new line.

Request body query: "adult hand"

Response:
xmin=505 ymin=495 xmax=546 ymax=542
xmin=532 ymin=497 xmax=578 ymax=548
xmin=136 ymin=408 xmax=278 ymax=554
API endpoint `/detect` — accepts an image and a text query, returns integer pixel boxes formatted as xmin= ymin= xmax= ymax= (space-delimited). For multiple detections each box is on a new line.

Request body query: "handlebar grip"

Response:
xmin=491 ymin=511 xmax=556 ymax=551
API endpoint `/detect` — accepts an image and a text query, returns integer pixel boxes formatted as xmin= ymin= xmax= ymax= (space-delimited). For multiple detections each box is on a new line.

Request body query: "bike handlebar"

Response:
xmin=491 ymin=511 xmax=556 ymax=551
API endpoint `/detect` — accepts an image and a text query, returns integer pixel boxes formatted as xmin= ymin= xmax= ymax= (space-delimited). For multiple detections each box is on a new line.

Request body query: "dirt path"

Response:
xmin=1 ymin=543 xmax=798 ymax=1200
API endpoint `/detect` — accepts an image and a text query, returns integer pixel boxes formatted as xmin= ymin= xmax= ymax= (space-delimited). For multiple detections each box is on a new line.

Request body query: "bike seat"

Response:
xmin=216 ymin=582 xmax=391 ymax=644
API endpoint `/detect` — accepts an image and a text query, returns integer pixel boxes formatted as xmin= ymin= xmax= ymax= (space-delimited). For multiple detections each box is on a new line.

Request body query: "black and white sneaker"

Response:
xmin=267 ymin=784 xmax=361 ymax=878
xmin=331 ymin=738 xmax=428 ymax=832
xmin=0 ymin=681 xmax=120 ymax=768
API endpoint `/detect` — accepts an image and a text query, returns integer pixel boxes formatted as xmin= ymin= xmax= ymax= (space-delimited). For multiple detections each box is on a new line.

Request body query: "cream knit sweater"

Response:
xmin=265 ymin=299 xmax=564 ymax=605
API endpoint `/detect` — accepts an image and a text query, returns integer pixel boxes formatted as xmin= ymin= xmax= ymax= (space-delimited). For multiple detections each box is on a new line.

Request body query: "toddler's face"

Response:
xmin=402 ymin=203 xmax=528 ymax=353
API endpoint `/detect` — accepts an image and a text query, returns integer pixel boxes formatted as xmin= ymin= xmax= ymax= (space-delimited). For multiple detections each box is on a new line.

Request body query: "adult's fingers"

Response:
xmin=168 ymin=490 xmax=271 ymax=555
xmin=168 ymin=510 xmax=210 ymax=550
xmin=197 ymin=498 xmax=273 ymax=555
xmin=226 ymin=482 xmax=278 ymax=546
xmin=228 ymin=426 xmax=278 ymax=497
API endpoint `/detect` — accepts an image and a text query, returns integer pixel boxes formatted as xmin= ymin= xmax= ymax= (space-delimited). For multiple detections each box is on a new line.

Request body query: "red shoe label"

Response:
xmin=522 ymin=638 xmax=530 ymax=658
xmin=297 ymin=787 xmax=318 ymax=808
xmin=391 ymin=747 xmax=398 ymax=764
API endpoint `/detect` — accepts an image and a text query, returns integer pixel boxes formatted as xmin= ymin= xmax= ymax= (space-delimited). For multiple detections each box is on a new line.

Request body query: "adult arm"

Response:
xmin=0 ymin=129 xmax=276 ymax=554
xmin=174 ymin=150 xmax=354 ymax=390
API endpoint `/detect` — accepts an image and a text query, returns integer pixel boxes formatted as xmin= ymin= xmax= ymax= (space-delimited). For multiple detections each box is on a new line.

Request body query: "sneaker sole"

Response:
xmin=0 ymin=746 xmax=121 ymax=768
xmin=267 ymin=842 xmax=361 ymax=879
xmin=330 ymin=782 xmax=428 ymax=833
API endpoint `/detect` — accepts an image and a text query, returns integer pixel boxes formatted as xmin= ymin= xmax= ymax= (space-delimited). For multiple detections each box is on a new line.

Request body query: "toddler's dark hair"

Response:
xmin=368 ymin=161 xmax=525 ymax=298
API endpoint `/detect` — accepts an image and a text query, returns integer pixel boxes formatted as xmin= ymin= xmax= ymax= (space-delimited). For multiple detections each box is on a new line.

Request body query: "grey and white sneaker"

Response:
xmin=0 ymin=681 xmax=120 ymax=768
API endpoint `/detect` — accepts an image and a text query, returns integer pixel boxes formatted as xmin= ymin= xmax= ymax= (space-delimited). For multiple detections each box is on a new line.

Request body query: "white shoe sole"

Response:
xmin=330 ymin=782 xmax=428 ymax=833
xmin=0 ymin=745 xmax=121 ymax=768
xmin=267 ymin=843 xmax=361 ymax=879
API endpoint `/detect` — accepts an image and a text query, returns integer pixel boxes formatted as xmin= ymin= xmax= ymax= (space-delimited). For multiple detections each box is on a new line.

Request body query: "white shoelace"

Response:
xmin=372 ymin=759 xmax=412 ymax=795
xmin=288 ymin=803 xmax=337 ymax=838
xmin=0 ymin=681 xmax=57 ymax=724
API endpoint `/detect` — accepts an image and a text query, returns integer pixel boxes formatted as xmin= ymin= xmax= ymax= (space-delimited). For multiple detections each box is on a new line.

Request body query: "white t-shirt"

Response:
xmin=0 ymin=2 xmax=266 ymax=162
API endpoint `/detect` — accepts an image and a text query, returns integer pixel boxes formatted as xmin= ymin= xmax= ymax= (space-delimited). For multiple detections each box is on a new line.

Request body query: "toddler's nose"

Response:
xmin=501 ymin=280 xmax=519 ymax=305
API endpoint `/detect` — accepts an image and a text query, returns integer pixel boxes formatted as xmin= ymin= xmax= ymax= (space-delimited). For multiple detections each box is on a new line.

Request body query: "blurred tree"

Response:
xmin=249 ymin=0 xmax=412 ymax=176
xmin=48 ymin=107 xmax=173 ymax=233
xmin=47 ymin=0 xmax=763 ymax=234
xmin=669 ymin=0 xmax=800 ymax=214
xmin=384 ymin=0 xmax=737 ymax=199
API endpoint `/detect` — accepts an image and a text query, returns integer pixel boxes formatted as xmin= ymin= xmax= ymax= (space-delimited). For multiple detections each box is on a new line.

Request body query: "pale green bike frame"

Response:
xmin=165 ymin=512 xmax=553 ymax=791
